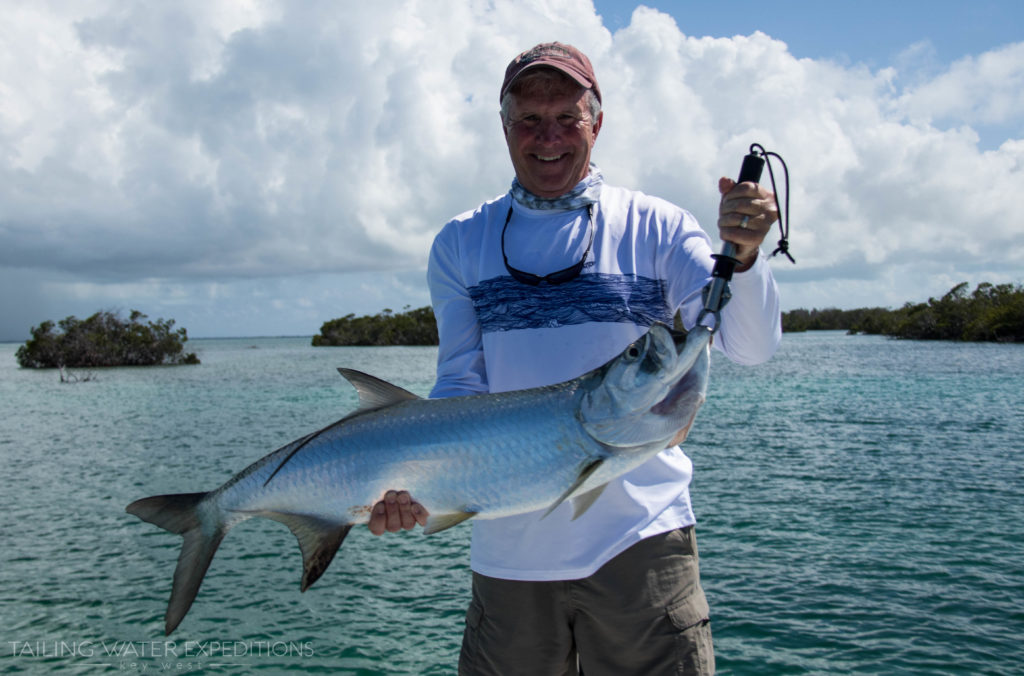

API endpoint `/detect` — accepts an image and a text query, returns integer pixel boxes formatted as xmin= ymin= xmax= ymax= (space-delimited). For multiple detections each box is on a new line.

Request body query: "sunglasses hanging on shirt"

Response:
xmin=501 ymin=204 xmax=594 ymax=286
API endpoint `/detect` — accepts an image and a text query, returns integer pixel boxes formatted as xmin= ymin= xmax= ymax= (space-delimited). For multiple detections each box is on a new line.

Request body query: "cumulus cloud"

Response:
xmin=1 ymin=0 xmax=1021 ymax=338
xmin=897 ymin=42 xmax=1024 ymax=126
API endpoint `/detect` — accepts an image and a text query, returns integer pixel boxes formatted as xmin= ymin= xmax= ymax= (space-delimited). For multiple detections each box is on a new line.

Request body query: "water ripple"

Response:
xmin=1 ymin=334 xmax=1022 ymax=673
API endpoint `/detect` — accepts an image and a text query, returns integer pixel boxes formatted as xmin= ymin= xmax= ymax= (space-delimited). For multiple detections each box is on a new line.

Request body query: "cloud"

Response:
xmin=897 ymin=42 xmax=1024 ymax=126
xmin=596 ymin=9 xmax=1023 ymax=282
xmin=1 ymin=1 xmax=1022 ymax=339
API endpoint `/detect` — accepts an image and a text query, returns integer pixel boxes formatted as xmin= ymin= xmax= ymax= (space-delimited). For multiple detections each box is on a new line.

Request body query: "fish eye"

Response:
xmin=625 ymin=343 xmax=642 ymax=360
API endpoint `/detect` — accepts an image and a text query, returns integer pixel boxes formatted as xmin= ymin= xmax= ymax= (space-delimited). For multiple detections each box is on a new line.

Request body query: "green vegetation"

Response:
xmin=313 ymin=306 xmax=438 ymax=346
xmin=783 ymin=282 xmax=1024 ymax=342
xmin=16 ymin=310 xmax=200 ymax=368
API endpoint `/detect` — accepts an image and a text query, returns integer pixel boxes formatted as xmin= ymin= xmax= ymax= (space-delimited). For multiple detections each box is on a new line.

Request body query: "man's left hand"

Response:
xmin=717 ymin=177 xmax=778 ymax=271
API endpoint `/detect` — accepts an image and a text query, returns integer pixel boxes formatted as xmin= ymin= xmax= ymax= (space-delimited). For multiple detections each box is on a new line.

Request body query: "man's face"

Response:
xmin=502 ymin=85 xmax=602 ymax=198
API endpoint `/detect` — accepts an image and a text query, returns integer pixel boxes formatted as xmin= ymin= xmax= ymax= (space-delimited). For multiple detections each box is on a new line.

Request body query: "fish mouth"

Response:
xmin=669 ymin=326 xmax=689 ymax=351
xmin=649 ymin=324 xmax=711 ymax=422
xmin=651 ymin=355 xmax=706 ymax=415
xmin=666 ymin=325 xmax=712 ymax=382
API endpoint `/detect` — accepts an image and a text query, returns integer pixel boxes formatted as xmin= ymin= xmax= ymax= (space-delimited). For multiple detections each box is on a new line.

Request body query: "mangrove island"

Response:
xmin=782 ymin=282 xmax=1023 ymax=342
xmin=313 ymin=306 xmax=439 ymax=346
xmin=16 ymin=310 xmax=200 ymax=368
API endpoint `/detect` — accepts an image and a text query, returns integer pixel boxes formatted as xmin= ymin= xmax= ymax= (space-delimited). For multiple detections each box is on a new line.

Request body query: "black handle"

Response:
xmin=698 ymin=144 xmax=792 ymax=330
xmin=737 ymin=152 xmax=765 ymax=185
xmin=711 ymin=151 xmax=765 ymax=282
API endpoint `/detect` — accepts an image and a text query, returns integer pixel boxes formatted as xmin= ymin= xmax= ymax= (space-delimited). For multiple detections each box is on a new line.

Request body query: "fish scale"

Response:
xmin=126 ymin=322 xmax=711 ymax=635
xmin=251 ymin=384 xmax=598 ymax=521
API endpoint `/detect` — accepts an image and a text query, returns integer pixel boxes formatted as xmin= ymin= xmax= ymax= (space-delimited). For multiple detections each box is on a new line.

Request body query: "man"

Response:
xmin=370 ymin=42 xmax=781 ymax=675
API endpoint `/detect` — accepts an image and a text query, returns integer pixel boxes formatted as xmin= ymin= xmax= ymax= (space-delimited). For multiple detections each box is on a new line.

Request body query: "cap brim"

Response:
xmin=502 ymin=62 xmax=595 ymax=101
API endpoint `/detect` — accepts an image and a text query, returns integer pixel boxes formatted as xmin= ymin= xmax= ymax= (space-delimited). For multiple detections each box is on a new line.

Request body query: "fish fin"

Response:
xmin=582 ymin=414 xmax=660 ymax=447
xmin=570 ymin=483 xmax=608 ymax=521
xmin=263 ymin=370 xmax=420 ymax=487
xmin=262 ymin=430 xmax=320 ymax=487
xmin=262 ymin=513 xmax=354 ymax=592
xmin=423 ymin=510 xmax=478 ymax=535
xmin=264 ymin=369 xmax=422 ymax=489
xmin=127 ymin=492 xmax=206 ymax=533
xmin=337 ymin=368 xmax=421 ymax=411
xmin=126 ymin=492 xmax=226 ymax=636
xmin=542 ymin=459 xmax=605 ymax=520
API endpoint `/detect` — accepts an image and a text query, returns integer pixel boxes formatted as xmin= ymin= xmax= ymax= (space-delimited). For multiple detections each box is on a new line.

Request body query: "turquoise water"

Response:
xmin=1 ymin=332 xmax=1021 ymax=674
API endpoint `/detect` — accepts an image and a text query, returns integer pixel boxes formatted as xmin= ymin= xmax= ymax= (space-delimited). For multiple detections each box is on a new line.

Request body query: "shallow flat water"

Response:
xmin=1 ymin=332 xmax=1021 ymax=674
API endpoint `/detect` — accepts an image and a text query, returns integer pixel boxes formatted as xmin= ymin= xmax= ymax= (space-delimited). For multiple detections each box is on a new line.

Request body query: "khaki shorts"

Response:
xmin=459 ymin=526 xmax=714 ymax=676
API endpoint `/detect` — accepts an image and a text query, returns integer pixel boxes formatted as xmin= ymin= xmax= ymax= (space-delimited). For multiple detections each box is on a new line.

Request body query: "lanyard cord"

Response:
xmin=750 ymin=142 xmax=794 ymax=264
xmin=697 ymin=143 xmax=795 ymax=333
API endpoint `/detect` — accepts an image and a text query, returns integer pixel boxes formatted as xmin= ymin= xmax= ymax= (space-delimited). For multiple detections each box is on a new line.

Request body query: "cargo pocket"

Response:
xmin=667 ymin=589 xmax=714 ymax=675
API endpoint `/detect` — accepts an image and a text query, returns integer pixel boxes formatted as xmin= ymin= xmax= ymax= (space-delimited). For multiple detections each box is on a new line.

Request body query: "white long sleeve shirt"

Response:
xmin=427 ymin=184 xmax=780 ymax=580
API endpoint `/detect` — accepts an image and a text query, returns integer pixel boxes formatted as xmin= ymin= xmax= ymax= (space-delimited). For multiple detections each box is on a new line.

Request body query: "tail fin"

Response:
xmin=126 ymin=492 xmax=225 ymax=635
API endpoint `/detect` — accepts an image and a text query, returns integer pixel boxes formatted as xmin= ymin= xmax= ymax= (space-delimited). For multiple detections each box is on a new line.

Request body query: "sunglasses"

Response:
xmin=501 ymin=204 xmax=594 ymax=286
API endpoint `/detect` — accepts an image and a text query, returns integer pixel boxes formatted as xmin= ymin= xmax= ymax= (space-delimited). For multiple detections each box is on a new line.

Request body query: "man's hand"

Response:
xmin=717 ymin=177 xmax=778 ymax=271
xmin=368 ymin=490 xmax=429 ymax=535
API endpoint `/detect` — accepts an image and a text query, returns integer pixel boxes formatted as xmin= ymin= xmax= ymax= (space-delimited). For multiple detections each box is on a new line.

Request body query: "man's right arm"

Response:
xmin=368 ymin=223 xmax=487 ymax=535
xmin=427 ymin=221 xmax=489 ymax=399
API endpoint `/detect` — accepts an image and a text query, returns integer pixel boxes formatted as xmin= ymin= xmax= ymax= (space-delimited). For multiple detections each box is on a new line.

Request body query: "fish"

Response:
xmin=126 ymin=322 xmax=712 ymax=635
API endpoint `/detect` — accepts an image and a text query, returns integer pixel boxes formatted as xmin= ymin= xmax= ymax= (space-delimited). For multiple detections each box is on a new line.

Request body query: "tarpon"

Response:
xmin=127 ymin=323 xmax=712 ymax=635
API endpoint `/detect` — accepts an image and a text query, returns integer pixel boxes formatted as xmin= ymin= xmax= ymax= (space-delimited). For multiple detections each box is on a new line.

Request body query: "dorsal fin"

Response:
xmin=337 ymin=368 xmax=421 ymax=411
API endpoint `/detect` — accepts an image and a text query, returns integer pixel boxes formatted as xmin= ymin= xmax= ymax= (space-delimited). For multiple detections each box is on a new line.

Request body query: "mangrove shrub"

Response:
xmin=781 ymin=282 xmax=1023 ymax=342
xmin=313 ymin=306 xmax=438 ymax=346
xmin=16 ymin=310 xmax=200 ymax=368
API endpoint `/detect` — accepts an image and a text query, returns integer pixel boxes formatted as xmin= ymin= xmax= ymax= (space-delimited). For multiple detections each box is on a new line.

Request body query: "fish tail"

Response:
xmin=126 ymin=492 xmax=226 ymax=635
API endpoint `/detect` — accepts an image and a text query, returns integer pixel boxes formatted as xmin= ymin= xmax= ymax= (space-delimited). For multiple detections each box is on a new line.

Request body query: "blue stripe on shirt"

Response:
xmin=468 ymin=273 xmax=674 ymax=333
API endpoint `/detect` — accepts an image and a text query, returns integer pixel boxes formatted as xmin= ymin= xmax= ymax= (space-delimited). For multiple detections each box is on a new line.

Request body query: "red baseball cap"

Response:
xmin=500 ymin=42 xmax=601 ymax=104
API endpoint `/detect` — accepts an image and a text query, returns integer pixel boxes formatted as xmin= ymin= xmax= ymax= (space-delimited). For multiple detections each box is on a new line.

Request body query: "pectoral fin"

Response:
xmin=542 ymin=459 xmax=605 ymax=520
xmin=570 ymin=483 xmax=608 ymax=520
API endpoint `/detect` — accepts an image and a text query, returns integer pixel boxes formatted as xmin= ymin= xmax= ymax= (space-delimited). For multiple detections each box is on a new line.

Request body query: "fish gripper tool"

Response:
xmin=697 ymin=143 xmax=793 ymax=333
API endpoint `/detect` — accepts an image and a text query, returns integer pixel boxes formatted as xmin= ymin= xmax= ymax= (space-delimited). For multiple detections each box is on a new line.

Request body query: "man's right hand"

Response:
xmin=368 ymin=490 xmax=429 ymax=535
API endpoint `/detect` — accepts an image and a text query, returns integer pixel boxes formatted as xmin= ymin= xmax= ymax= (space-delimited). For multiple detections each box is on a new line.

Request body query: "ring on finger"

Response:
xmin=738 ymin=215 xmax=750 ymax=229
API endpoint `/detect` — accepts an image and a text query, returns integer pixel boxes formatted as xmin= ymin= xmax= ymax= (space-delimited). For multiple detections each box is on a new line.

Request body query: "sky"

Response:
xmin=1 ymin=0 xmax=1022 ymax=341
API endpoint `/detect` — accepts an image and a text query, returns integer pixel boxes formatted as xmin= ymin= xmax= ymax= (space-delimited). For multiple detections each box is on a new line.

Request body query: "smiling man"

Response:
xmin=500 ymin=49 xmax=603 ymax=199
xmin=370 ymin=42 xmax=782 ymax=675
